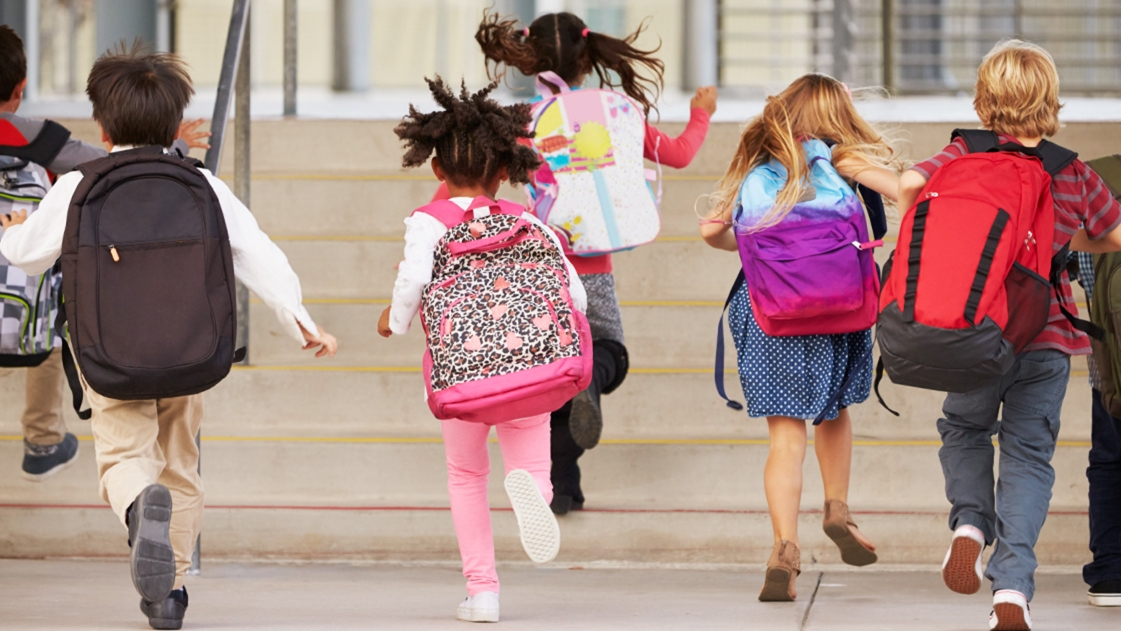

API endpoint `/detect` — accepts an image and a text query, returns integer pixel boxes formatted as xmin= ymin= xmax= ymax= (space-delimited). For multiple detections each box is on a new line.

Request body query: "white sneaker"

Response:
xmin=990 ymin=590 xmax=1032 ymax=630
xmin=457 ymin=591 xmax=499 ymax=623
xmin=504 ymin=469 xmax=561 ymax=563
xmin=942 ymin=524 xmax=986 ymax=595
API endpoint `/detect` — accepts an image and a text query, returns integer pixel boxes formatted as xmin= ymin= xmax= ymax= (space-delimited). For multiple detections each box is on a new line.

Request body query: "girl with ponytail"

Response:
xmin=700 ymin=74 xmax=900 ymax=602
xmin=469 ymin=11 xmax=717 ymax=515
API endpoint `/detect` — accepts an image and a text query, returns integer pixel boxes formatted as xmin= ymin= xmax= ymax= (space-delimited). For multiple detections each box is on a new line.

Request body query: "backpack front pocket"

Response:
xmin=97 ymin=240 xmax=217 ymax=368
xmin=0 ymin=292 xmax=32 ymax=354
xmin=740 ymin=222 xmax=864 ymax=320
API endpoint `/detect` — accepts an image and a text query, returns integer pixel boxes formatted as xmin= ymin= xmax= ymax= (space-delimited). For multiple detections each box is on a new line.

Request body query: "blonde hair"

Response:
xmin=711 ymin=74 xmax=898 ymax=231
xmin=974 ymin=39 xmax=1061 ymax=138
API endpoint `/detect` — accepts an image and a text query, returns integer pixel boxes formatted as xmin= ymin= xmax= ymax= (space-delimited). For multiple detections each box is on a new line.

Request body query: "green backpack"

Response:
xmin=1088 ymin=155 xmax=1121 ymax=416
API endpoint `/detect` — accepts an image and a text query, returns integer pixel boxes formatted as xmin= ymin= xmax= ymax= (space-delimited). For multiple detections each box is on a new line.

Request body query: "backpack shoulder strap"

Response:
xmin=1034 ymin=140 xmax=1079 ymax=177
xmin=413 ymin=200 xmax=469 ymax=229
xmin=0 ymin=119 xmax=71 ymax=167
xmin=950 ymin=129 xmax=1000 ymax=154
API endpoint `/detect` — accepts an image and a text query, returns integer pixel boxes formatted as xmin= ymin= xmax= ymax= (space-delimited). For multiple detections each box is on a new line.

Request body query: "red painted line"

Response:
xmin=0 ymin=503 xmax=1090 ymax=517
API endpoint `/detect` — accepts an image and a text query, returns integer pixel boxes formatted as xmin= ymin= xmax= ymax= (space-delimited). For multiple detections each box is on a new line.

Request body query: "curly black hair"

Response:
xmin=394 ymin=77 xmax=541 ymax=186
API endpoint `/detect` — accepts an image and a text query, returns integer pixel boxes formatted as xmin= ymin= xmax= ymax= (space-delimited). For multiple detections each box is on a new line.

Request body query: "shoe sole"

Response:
xmin=456 ymin=607 xmax=500 ymax=623
xmin=148 ymin=617 xmax=184 ymax=630
xmin=991 ymin=602 xmax=1030 ymax=630
xmin=504 ymin=469 xmax=560 ymax=564
xmin=943 ymin=536 xmax=982 ymax=595
xmin=568 ymin=391 xmax=602 ymax=450
xmin=21 ymin=443 xmax=80 ymax=482
xmin=823 ymin=521 xmax=878 ymax=567
xmin=1089 ymin=593 xmax=1121 ymax=607
xmin=758 ymin=567 xmax=796 ymax=602
xmin=131 ymin=485 xmax=176 ymax=603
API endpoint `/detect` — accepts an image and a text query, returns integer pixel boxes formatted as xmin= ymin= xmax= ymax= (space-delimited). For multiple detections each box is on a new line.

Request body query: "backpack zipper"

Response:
xmin=108 ymin=245 xmax=120 ymax=262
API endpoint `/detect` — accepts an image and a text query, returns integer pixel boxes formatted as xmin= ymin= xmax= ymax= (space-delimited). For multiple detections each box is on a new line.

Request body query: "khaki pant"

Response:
xmin=21 ymin=350 xmax=68 ymax=445
xmin=87 ymin=387 xmax=204 ymax=589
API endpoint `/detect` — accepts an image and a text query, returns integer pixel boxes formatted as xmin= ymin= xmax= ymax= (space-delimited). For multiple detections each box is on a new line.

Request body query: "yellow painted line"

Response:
xmin=251 ymin=298 xmax=391 ymax=305
xmin=618 ymin=300 xmax=723 ymax=307
xmin=654 ymin=236 xmax=703 ymax=242
xmin=271 ymin=235 xmax=402 ymax=242
xmin=0 ymin=435 xmax=1093 ymax=448
xmin=251 ymin=173 xmax=437 ymax=182
xmin=230 ymin=365 xmax=423 ymax=373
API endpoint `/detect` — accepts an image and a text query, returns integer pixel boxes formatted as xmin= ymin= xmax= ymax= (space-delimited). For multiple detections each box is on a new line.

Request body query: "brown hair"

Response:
xmin=973 ymin=39 xmax=1061 ymax=138
xmin=394 ymin=77 xmax=541 ymax=187
xmin=476 ymin=11 xmax=665 ymax=116
xmin=712 ymin=74 xmax=899 ymax=230
xmin=0 ymin=26 xmax=27 ymax=102
xmin=86 ymin=43 xmax=194 ymax=147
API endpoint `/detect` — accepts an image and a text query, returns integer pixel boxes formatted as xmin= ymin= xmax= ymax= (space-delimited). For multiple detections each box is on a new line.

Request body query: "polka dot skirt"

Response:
xmin=727 ymin=281 xmax=872 ymax=421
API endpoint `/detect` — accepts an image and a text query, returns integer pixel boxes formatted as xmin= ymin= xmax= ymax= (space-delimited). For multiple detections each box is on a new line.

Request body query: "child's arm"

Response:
xmin=0 ymin=171 xmax=81 ymax=274
xmin=378 ymin=213 xmax=447 ymax=337
xmin=202 ymin=171 xmax=336 ymax=357
xmin=898 ymin=170 xmax=928 ymax=214
xmin=835 ymin=157 xmax=900 ymax=202
xmin=699 ymin=204 xmax=738 ymax=252
xmin=644 ymin=88 xmax=715 ymax=169
xmin=1061 ymin=165 xmax=1121 ymax=254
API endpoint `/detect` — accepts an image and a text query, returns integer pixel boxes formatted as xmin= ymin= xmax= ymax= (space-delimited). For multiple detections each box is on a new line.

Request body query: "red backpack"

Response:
xmin=875 ymin=130 xmax=1096 ymax=404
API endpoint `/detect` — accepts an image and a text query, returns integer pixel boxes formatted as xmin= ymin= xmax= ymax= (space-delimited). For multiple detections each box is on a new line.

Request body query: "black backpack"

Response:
xmin=61 ymin=146 xmax=240 ymax=400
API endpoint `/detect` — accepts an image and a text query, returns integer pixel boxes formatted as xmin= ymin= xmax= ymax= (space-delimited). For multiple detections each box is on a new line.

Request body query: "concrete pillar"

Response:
xmin=332 ymin=0 xmax=370 ymax=92
xmin=0 ymin=0 xmax=31 ymax=99
xmin=0 ymin=1 xmax=26 ymax=38
xmin=683 ymin=0 xmax=718 ymax=89
xmin=96 ymin=0 xmax=157 ymax=54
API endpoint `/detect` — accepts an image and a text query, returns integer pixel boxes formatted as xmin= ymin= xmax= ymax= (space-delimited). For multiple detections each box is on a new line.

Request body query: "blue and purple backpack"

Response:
xmin=714 ymin=139 xmax=887 ymax=416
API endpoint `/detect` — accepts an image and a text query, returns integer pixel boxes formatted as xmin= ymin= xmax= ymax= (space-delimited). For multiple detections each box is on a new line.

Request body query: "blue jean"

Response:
xmin=1086 ymin=389 xmax=1121 ymax=586
xmin=937 ymin=350 xmax=1070 ymax=601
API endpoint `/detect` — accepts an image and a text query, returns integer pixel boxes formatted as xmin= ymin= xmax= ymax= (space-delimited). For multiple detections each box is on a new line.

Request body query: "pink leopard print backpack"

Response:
xmin=418 ymin=196 xmax=593 ymax=424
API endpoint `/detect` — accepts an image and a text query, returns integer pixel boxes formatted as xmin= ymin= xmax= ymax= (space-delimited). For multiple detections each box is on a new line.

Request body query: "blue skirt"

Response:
xmin=727 ymin=281 xmax=872 ymax=421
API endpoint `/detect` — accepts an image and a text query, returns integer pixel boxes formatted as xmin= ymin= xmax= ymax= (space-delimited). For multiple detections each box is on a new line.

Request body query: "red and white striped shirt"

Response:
xmin=911 ymin=134 xmax=1121 ymax=355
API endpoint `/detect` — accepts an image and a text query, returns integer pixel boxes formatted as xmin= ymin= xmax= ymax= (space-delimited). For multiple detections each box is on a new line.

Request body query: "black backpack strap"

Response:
xmin=951 ymin=129 xmax=1000 ymax=154
xmin=1051 ymin=243 xmax=1105 ymax=341
xmin=1034 ymin=139 xmax=1078 ymax=177
xmin=0 ymin=120 xmax=72 ymax=168
xmin=714 ymin=270 xmax=746 ymax=411
xmin=60 ymin=339 xmax=91 ymax=420
xmin=858 ymin=185 xmax=888 ymax=240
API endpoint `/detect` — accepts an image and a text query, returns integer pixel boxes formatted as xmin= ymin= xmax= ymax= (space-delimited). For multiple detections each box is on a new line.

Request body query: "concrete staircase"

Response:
xmin=1 ymin=117 xmax=1116 ymax=569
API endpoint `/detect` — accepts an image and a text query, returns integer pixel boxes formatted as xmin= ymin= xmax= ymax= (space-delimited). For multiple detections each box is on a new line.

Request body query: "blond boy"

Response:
xmin=899 ymin=41 xmax=1121 ymax=630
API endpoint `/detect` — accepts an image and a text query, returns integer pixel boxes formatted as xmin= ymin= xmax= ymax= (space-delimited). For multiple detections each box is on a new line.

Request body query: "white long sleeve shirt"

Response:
xmin=0 ymin=146 xmax=317 ymax=346
xmin=389 ymin=197 xmax=587 ymax=335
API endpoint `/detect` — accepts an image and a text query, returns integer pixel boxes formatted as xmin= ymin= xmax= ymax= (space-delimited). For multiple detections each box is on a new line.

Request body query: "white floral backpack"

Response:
xmin=527 ymin=71 xmax=661 ymax=257
xmin=417 ymin=196 xmax=593 ymax=423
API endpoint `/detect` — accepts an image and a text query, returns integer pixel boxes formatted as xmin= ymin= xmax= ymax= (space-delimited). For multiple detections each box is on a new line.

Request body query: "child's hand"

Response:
xmin=691 ymin=86 xmax=717 ymax=116
xmin=177 ymin=118 xmax=212 ymax=150
xmin=378 ymin=306 xmax=393 ymax=338
xmin=300 ymin=323 xmax=338 ymax=358
xmin=0 ymin=209 xmax=28 ymax=229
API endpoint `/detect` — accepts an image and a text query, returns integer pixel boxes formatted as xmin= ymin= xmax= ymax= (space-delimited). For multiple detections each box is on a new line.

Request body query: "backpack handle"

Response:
xmin=536 ymin=71 xmax=571 ymax=97
xmin=447 ymin=220 xmax=534 ymax=255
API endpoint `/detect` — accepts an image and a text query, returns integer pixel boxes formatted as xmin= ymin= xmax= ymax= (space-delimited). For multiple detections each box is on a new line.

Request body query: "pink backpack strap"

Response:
xmin=412 ymin=200 xmax=470 ymax=229
xmin=466 ymin=196 xmax=528 ymax=217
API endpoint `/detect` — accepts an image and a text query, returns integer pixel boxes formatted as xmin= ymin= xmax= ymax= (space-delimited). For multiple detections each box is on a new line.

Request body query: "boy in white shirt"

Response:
xmin=0 ymin=47 xmax=336 ymax=630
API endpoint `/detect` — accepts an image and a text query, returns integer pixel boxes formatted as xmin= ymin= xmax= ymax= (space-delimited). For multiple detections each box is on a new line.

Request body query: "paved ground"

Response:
xmin=0 ymin=560 xmax=1116 ymax=630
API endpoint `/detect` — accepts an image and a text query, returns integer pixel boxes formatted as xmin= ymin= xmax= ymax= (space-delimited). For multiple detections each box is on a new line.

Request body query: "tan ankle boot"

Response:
xmin=759 ymin=540 xmax=800 ymax=602
xmin=823 ymin=499 xmax=878 ymax=567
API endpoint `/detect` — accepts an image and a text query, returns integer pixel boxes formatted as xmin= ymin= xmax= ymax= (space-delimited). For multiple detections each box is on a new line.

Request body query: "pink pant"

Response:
xmin=441 ymin=413 xmax=553 ymax=595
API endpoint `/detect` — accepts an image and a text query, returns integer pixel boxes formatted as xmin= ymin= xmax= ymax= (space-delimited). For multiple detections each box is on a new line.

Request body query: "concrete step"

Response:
xmin=0 ymin=433 xmax=1096 ymax=511
xmin=249 ymin=301 xmax=741 ymax=369
xmin=0 ymin=501 xmax=1090 ymax=567
xmin=0 ymin=363 xmax=1094 ymax=442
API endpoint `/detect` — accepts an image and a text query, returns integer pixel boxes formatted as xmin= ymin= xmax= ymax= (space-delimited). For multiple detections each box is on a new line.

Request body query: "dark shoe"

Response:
xmin=21 ymin=433 xmax=79 ymax=481
xmin=1089 ymin=579 xmax=1121 ymax=607
xmin=568 ymin=390 xmax=603 ymax=450
xmin=128 ymin=484 xmax=176 ymax=603
xmin=142 ymin=586 xmax=188 ymax=630
xmin=550 ymin=494 xmax=585 ymax=516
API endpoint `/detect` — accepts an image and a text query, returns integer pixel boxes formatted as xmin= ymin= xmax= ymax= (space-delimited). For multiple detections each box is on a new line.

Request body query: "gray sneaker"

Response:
xmin=21 ymin=433 xmax=79 ymax=482
xmin=568 ymin=389 xmax=602 ymax=450
xmin=128 ymin=484 xmax=176 ymax=603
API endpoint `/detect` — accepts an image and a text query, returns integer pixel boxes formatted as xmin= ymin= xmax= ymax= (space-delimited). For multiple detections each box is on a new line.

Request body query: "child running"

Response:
xmin=899 ymin=41 xmax=1121 ymax=630
xmin=473 ymin=10 xmax=716 ymax=514
xmin=700 ymin=74 xmax=900 ymax=601
xmin=378 ymin=77 xmax=588 ymax=623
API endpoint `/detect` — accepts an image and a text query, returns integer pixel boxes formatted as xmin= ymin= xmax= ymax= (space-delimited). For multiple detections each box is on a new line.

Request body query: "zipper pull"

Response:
xmin=109 ymin=245 xmax=120 ymax=262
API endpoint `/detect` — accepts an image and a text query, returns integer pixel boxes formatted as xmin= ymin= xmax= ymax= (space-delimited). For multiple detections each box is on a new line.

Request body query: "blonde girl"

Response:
xmin=701 ymin=74 xmax=900 ymax=601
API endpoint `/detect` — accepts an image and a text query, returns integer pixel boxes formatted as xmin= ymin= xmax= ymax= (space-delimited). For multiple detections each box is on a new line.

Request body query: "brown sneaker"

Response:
xmin=759 ymin=540 xmax=800 ymax=602
xmin=822 ymin=500 xmax=878 ymax=567
xmin=943 ymin=525 xmax=986 ymax=595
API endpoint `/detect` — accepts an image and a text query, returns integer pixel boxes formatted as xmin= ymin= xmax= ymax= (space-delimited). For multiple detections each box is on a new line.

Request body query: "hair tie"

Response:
xmin=581 ymin=28 xmax=590 ymax=38
xmin=523 ymin=27 xmax=530 ymax=37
